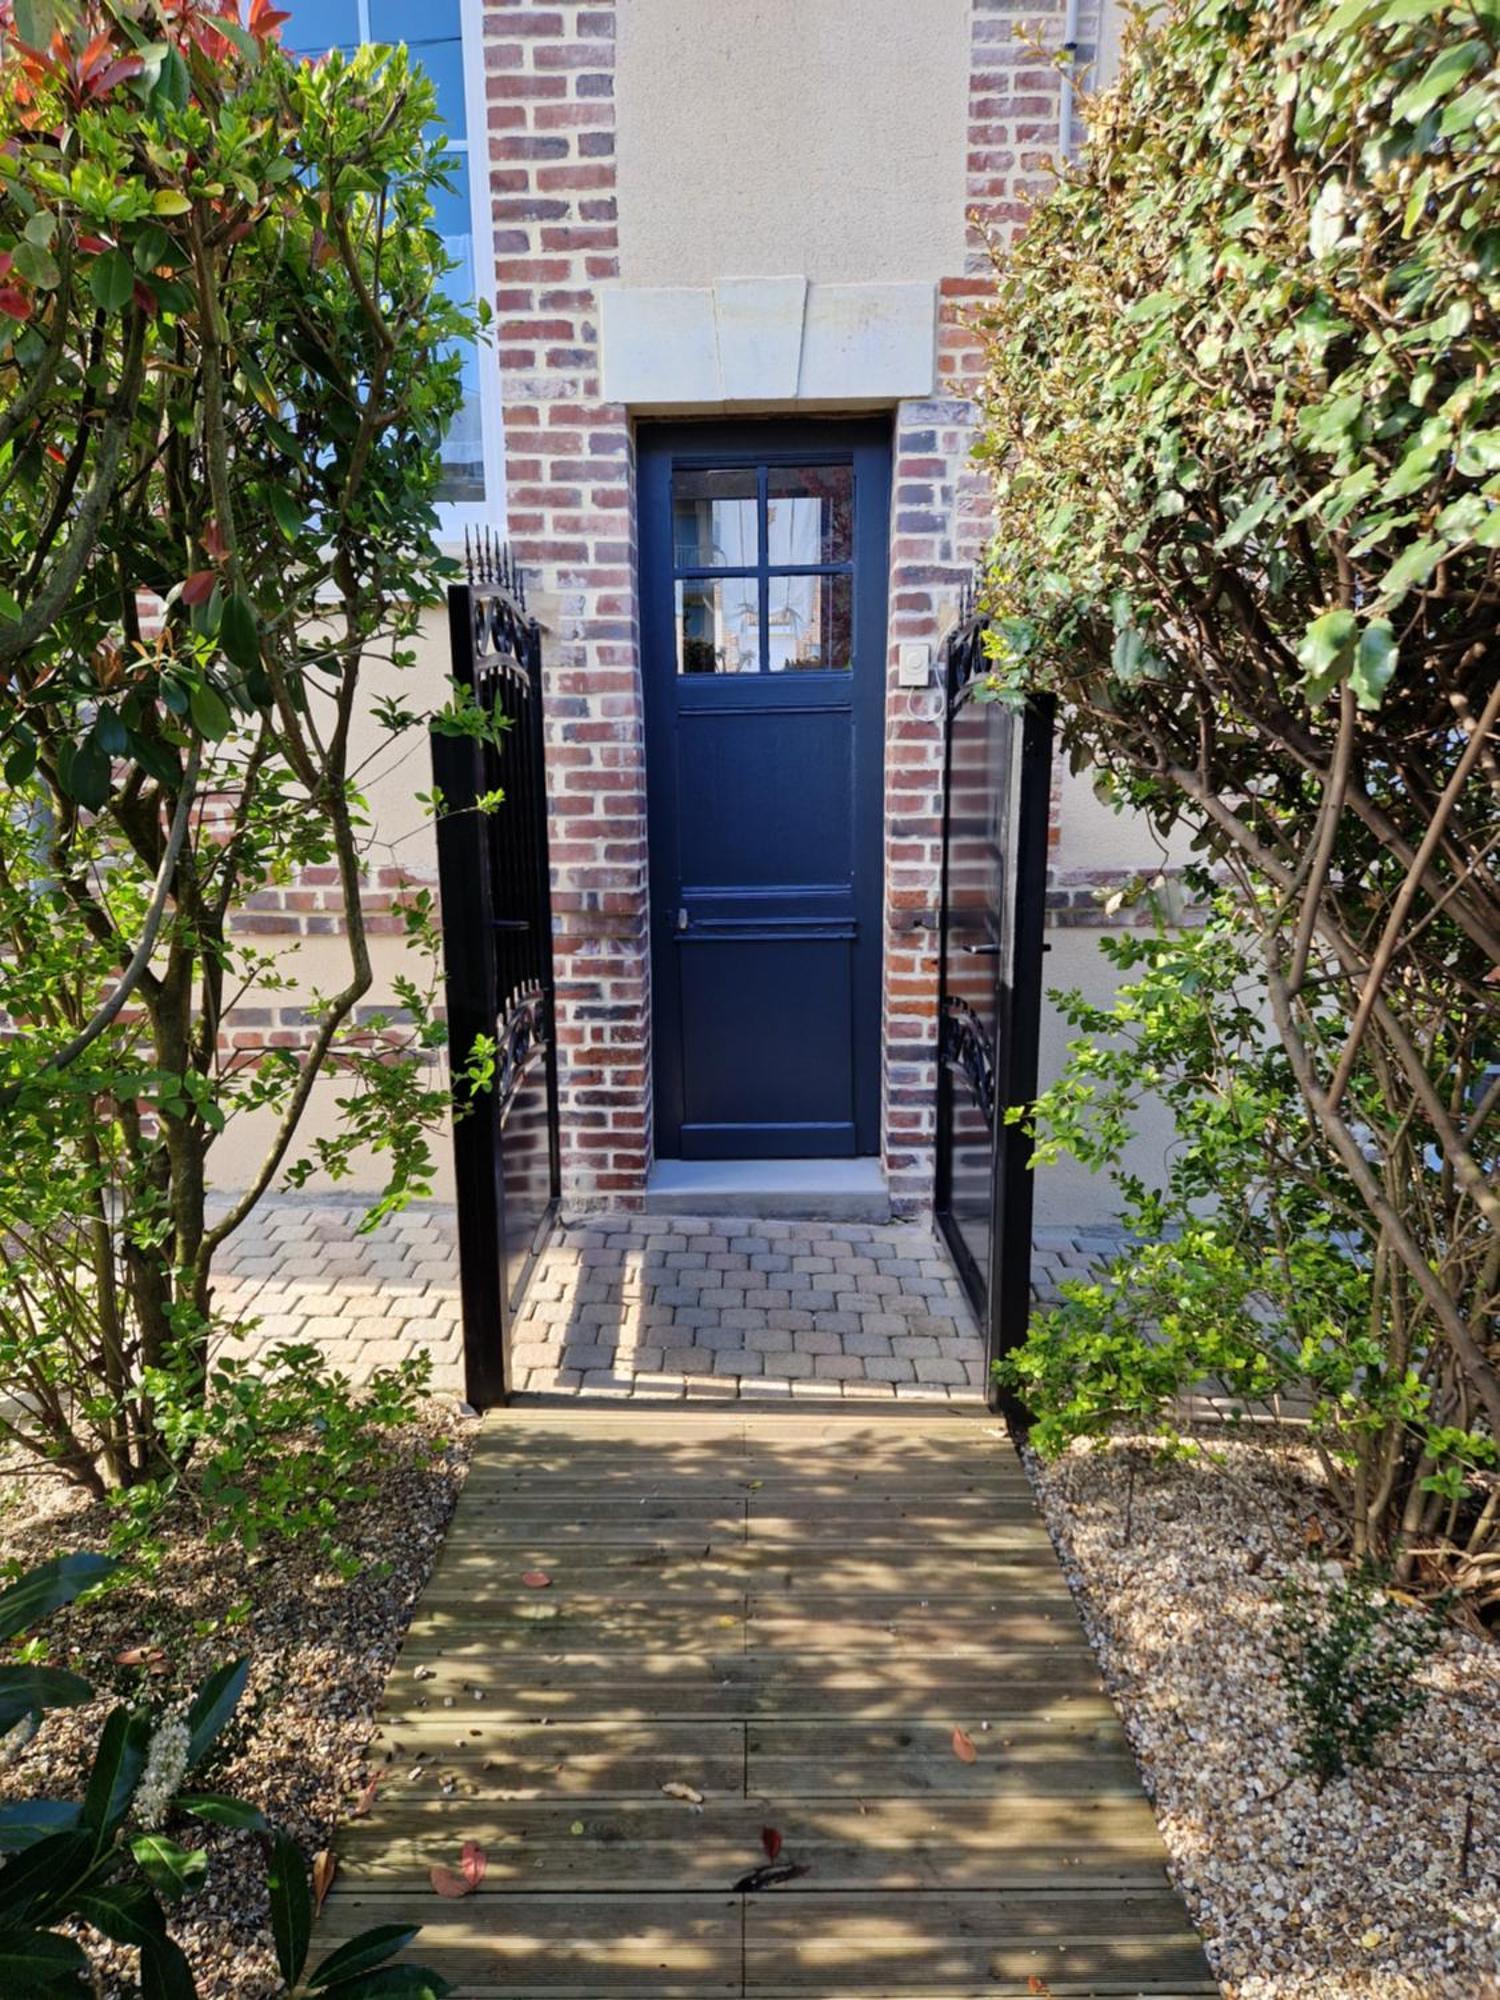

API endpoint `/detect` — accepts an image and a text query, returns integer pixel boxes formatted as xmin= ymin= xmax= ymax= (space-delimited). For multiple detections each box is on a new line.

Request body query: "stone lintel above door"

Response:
xmin=598 ymin=278 xmax=936 ymax=410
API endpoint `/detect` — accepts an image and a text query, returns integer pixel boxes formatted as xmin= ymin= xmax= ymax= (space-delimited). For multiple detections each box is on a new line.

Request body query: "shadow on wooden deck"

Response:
xmin=318 ymin=1406 xmax=1216 ymax=1997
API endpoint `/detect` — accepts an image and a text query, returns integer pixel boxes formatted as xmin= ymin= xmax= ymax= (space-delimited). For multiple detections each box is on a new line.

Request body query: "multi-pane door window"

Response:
xmin=670 ymin=463 xmax=855 ymax=675
xmin=283 ymin=0 xmax=496 ymax=523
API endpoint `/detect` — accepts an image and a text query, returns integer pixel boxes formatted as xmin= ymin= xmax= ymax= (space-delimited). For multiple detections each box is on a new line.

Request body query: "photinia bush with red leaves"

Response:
xmin=0 ymin=0 xmax=492 ymax=1496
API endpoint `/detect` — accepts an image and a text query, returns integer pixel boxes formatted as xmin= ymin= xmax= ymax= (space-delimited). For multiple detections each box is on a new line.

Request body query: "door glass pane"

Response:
xmin=673 ymin=468 xmax=757 ymax=569
xmin=767 ymin=464 xmax=853 ymax=565
xmin=677 ymin=578 xmax=760 ymax=675
xmin=766 ymin=573 xmax=851 ymax=672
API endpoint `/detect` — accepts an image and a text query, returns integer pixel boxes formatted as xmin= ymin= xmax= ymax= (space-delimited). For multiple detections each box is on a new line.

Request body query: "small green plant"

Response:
xmin=109 ymin=1345 xmax=433 ymax=1575
xmin=1272 ymin=1561 xmax=1447 ymax=1785
xmin=0 ymin=1556 xmax=447 ymax=1996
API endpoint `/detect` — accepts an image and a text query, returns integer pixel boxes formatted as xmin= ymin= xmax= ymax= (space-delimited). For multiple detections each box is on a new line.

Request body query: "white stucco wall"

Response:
xmin=614 ymin=0 xmax=972 ymax=288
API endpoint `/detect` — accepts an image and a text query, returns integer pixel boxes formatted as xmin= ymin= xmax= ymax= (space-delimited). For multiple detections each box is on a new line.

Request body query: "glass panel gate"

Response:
xmin=934 ymin=606 xmax=1054 ymax=1412
xmin=430 ymin=534 xmax=560 ymax=1407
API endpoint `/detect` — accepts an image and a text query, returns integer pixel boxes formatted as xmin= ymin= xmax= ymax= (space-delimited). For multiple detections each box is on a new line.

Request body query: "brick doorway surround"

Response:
xmin=489 ymin=0 xmax=1077 ymax=1215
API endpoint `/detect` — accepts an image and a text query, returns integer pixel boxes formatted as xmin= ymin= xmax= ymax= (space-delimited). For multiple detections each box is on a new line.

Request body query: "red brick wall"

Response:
xmin=483 ymin=0 xmax=648 ymax=1202
xmin=486 ymin=0 xmax=1097 ymax=1212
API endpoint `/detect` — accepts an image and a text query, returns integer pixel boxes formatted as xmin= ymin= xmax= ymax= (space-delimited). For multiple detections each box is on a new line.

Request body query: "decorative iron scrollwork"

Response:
xmin=495 ymin=983 xmax=550 ymax=1122
xmin=940 ymin=995 xmax=996 ymax=1123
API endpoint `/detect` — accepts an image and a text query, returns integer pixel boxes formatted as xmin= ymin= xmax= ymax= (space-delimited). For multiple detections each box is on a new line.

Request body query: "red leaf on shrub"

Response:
xmin=249 ymin=0 xmax=292 ymax=37
xmin=132 ymin=279 xmax=159 ymax=318
xmin=0 ymin=252 xmax=11 ymax=278
xmin=761 ymin=1826 xmax=782 ymax=1861
xmin=0 ymin=287 xmax=31 ymax=322
xmin=77 ymin=235 xmax=112 ymax=254
xmin=182 ymin=570 xmax=217 ymax=605
xmin=951 ymin=1727 xmax=978 ymax=1764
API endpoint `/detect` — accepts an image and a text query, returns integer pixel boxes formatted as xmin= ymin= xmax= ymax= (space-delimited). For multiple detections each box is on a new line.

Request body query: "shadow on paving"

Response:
xmin=316 ymin=1406 xmax=1216 ymax=1998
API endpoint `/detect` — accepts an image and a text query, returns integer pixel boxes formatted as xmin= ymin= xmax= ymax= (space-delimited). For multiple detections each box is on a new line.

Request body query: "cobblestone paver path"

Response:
xmin=212 ymin=1197 xmax=1114 ymax=1402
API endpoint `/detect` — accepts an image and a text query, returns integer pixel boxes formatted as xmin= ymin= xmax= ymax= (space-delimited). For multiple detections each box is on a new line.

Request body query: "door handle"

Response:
xmin=961 ymin=941 xmax=1001 ymax=956
xmin=676 ymin=907 xmax=689 ymax=933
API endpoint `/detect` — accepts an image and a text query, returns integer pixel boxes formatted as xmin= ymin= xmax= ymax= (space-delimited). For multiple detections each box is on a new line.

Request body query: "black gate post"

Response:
xmin=987 ymin=693 xmax=1055 ymax=1411
xmin=432 ymin=582 xmax=510 ymax=1409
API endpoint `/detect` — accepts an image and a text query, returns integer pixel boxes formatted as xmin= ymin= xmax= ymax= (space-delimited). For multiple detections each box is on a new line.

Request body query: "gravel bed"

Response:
xmin=1025 ymin=1433 xmax=1500 ymax=2000
xmin=0 ymin=1410 xmax=473 ymax=1996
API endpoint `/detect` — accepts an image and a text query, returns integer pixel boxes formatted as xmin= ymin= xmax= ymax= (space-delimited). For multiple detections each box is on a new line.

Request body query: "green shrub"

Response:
xmin=1000 ymin=893 xmax=1496 ymax=1578
xmin=0 ymin=1556 xmax=448 ymax=1996
xmin=977 ymin=0 xmax=1500 ymax=1599
xmin=1273 ymin=1560 xmax=1447 ymax=1784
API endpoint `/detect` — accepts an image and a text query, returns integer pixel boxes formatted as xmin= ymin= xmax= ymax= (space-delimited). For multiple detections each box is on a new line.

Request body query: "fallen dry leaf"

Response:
xmin=311 ymin=1850 xmax=336 ymax=1914
xmin=430 ymin=1864 xmax=473 ymax=1899
xmin=114 ymin=1646 xmax=167 ymax=1670
xmin=951 ymin=1726 xmax=978 ymax=1764
xmin=761 ymin=1825 xmax=782 ymax=1861
xmin=521 ymin=1570 xmax=552 ymax=1589
xmin=660 ymin=1780 xmax=704 ymax=1806
xmin=461 ymin=1840 xmax=488 ymax=1889
xmin=351 ymin=1774 xmax=379 ymax=1818
xmin=1027 ymin=1979 xmax=1053 ymax=1996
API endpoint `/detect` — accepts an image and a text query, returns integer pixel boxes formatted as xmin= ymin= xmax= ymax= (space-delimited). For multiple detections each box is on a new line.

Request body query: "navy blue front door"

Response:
xmin=640 ymin=421 xmax=890 ymax=1160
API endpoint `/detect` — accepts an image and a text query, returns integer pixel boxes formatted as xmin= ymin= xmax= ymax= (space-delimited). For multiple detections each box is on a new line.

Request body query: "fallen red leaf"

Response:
xmin=461 ymin=1840 xmax=487 ymax=1889
xmin=761 ymin=1826 xmax=782 ymax=1861
xmin=1027 ymin=1979 xmax=1052 ymax=1996
xmin=521 ymin=1571 xmax=551 ymax=1589
xmin=311 ymin=1849 xmax=335 ymax=1913
xmin=951 ymin=1726 xmax=978 ymax=1764
xmin=429 ymin=1864 xmax=472 ymax=1898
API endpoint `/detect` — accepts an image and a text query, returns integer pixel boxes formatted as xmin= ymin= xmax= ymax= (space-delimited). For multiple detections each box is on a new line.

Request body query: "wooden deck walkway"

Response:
xmin=322 ymin=1407 xmax=1214 ymax=1997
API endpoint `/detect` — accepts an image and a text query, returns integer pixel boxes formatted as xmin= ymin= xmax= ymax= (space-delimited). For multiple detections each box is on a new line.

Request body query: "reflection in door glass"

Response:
xmin=672 ymin=467 xmax=758 ymax=568
xmin=766 ymin=573 xmax=851 ymax=672
xmin=767 ymin=464 xmax=853 ymax=565
xmin=676 ymin=577 xmax=760 ymax=674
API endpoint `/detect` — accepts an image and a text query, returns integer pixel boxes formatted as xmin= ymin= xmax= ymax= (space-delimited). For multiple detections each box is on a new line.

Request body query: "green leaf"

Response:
xmin=175 ymin=1792 xmax=267 ymax=1832
xmin=219 ymin=594 xmax=260 ymax=675
xmin=0 ymin=1665 xmax=94 ymax=1731
xmin=1391 ymin=40 xmax=1482 ymax=122
xmin=1215 ymin=484 xmax=1278 ymax=550
xmin=81 ymin=1706 xmax=151 ymax=1841
xmin=189 ymin=681 xmax=233 ymax=741
xmin=184 ymin=1658 xmax=250 ymax=1770
xmin=0 ymin=1555 xmax=117 ymax=1643
xmin=133 ymin=226 xmax=173 ymax=275
xmin=0 ymin=1927 xmax=90 ymax=1992
xmin=1350 ymin=620 xmax=1398 ymax=712
xmin=73 ymin=1882 xmax=166 ymax=1950
xmin=267 ymin=1828 xmax=313 ymax=1987
xmin=0 ymin=1830 xmax=96 ymax=1924
xmin=4 ymin=739 xmax=36 ymax=786
xmin=268 ymin=487 xmax=304 ymax=541
xmin=86 ymin=249 xmax=137 ymax=313
xmin=130 ymin=1834 xmax=208 ymax=1904
xmin=318 ymin=1969 xmax=451 ymax=1999
xmin=308 ymin=1925 xmax=420 ymax=1989
xmin=1379 ymin=537 xmax=1443 ymax=600
xmin=1296 ymin=607 xmax=1357 ymax=704
xmin=140 ymin=1933 xmax=198 ymax=2000
xmin=13 ymin=241 xmax=60 ymax=291
xmin=10 ymin=0 xmax=76 ymax=45
xmin=57 ymin=731 xmax=111 ymax=813
xmin=0 ymin=1801 xmax=82 ymax=1856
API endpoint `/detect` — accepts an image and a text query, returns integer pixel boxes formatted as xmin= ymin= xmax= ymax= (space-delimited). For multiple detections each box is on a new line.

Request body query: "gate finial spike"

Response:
xmin=517 ymin=560 xmax=527 ymax=612
xmin=464 ymin=525 xmax=473 ymax=582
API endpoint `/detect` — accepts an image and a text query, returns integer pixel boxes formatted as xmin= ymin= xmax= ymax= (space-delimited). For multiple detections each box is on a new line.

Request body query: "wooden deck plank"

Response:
xmin=317 ymin=1404 xmax=1212 ymax=1997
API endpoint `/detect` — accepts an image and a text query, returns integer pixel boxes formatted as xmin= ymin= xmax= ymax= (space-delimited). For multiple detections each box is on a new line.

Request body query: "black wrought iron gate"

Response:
xmin=431 ymin=535 xmax=560 ymax=1407
xmin=933 ymin=604 xmax=1055 ymax=1414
